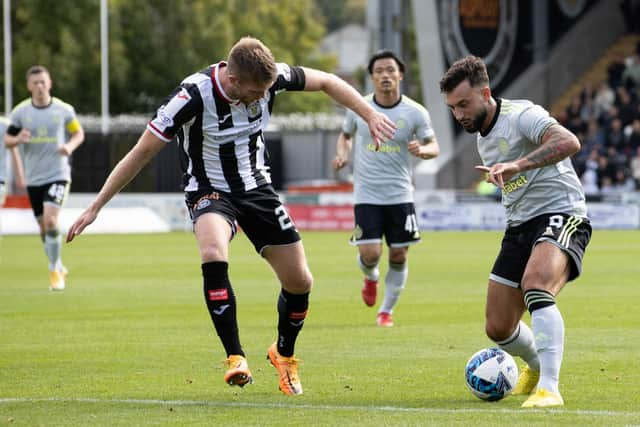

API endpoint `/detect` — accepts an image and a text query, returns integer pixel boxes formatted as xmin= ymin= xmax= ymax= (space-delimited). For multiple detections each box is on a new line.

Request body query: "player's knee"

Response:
xmin=485 ymin=320 xmax=515 ymax=342
xmin=388 ymin=248 xmax=408 ymax=264
xmin=521 ymin=268 xmax=557 ymax=291
xmin=199 ymin=243 xmax=226 ymax=263
xmin=282 ymin=268 xmax=313 ymax=294
xmin=43 ymin=217 xmax=58 ymax=231
xmin=360 ymin=251 xmax=380 ymax=266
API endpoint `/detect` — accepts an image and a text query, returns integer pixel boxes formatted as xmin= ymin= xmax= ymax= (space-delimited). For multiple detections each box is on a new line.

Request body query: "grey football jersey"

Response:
xmin=343 ymin=94 xmax=435 ymax=204
xmin=478 ymin=99 xmax=587 ymax=226
xmin=0 ymin=116 xmax=9 ymax=183
xmin=9 ymin=97 xmax=80 ymax=186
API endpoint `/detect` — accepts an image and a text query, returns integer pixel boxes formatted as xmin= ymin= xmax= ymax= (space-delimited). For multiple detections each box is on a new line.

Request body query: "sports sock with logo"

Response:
xmin=525 ymin=289 xmax=564 ymax=394
xmin=202 ymin=261 xmax=243 ymax=356
xmin=44 ymin=228 xmax=61 ymax=271
xmin=379 ymin=261 xmax=407 ymax=314
xmin=277 ymin=288 xmax=309 ymax=357
xmin=495 ymin=320 xmax=540 ymax=371
xmin=357 ymin=254 xmax=379 ymax=281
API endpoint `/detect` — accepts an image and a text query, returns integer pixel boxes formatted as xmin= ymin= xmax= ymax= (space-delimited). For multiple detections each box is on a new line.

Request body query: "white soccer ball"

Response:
xmin=464 ymin=347 xmax=518 ymax=401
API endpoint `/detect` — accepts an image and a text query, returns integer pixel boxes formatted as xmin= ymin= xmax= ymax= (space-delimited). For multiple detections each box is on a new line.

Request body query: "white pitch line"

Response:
xmin=0 ymin=397 xmax=639 ymax=417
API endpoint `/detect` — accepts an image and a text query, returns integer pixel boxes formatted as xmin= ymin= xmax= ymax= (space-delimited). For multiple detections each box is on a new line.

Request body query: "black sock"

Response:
xmin=202 ymin=261 xmax=243 ymax=356
xmin=277 ymin=289 xmax=309 ymax=357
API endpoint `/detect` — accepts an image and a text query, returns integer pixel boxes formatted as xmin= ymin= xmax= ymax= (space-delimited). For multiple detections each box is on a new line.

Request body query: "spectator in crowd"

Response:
xmin=631 ymin=146 xmax=640 ymax=186
xmin=622 ymin=52 xmax=640 ymax=89
xmin=593 ymin=82 xmax=615 ymax=117
xmin=607 ymin=118 xmax=625 ymax=148
xmin=607 ymin=56 xmax=627 ymax=89
xmin=625 ymin=118 xmax=640 ymax=152
xmin=580 ymin=158 xmax=600 ymax=196
xmin=614 ymin=168 xmax=636 ymax=191
xmin=615 ymin=87 xmax=637 ymax=126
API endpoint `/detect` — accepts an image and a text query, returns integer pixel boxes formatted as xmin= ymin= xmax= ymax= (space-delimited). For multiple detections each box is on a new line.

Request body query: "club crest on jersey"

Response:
xmin=353 ymin=225 xmax=363 ymax=240
xmin=195 ymin=192 xmax=221 ymax=211
xmin=498 ymin=138 xmax=510 ymax=154
xmin=247 ymin=102 xmax=262 ymax=118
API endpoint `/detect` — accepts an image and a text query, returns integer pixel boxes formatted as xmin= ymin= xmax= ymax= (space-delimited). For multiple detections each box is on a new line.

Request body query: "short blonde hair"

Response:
xmin=227 ymin=37 xmax=277 ymax=85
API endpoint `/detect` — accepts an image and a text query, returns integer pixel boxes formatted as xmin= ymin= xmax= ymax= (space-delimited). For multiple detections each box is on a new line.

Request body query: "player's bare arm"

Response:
xmin=4 ymin=128 xmax=31 ymax=148
xmin=57 ymin=127 xmax=85 ymax=156
xmin=476 ymin=124 xmax=580 ymax=188
xmin=519 ymin=124 xmax=580 ymax=170
xmin=408 ymin=137 xmax=440 ymax=160
xmin=333 ymin=132 xmax=353 ymax=171
xmin=66 ymin=130 xmax=165 ymax=242
xmin=8 ymin=146 xmax=26 ymax=189
xmin=301 ymin=67 xmax=396 ymax=149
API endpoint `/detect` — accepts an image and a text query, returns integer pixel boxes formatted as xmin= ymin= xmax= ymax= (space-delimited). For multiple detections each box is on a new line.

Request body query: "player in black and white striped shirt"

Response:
xmin=67 ymin=37 xmax=395 ymax=396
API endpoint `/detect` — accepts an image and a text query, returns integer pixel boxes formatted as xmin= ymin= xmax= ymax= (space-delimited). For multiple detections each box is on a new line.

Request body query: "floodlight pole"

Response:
xmin=100 ymin=0 xmax=109 ymax=134
xmin=3 ymin=0 xmax=12 ymax=115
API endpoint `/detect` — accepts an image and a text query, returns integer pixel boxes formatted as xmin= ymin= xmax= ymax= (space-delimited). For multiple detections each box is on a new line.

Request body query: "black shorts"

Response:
xmin=26 ymin=181 xmax=69 ymax=218
xmin=350 ymin=203 xmax=421 ymax=247
xmin=185 ymin=185 xmax=301 ymax=254
xmin=491 ymin=213 xmax=592 ymax=288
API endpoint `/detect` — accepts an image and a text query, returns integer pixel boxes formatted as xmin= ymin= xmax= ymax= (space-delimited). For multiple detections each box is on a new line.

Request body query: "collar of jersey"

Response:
xmin=212 ymin=61 xmax=240 ymax=105
xmin=480 ymin=97 xmax=501 ymax=137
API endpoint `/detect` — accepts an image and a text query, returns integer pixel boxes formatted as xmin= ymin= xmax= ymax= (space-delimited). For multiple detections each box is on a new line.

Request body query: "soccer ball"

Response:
xmin=464 ymin=348 xmax=518 ymax=401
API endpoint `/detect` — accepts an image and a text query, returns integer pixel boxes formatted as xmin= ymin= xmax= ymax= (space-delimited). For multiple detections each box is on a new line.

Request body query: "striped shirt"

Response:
xmin=147 ymin=61 xmax=305 ymax=194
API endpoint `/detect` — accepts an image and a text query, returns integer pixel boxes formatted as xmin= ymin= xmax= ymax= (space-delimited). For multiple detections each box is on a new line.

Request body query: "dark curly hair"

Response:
xmin=439 ymin=56 xmax=489 ymax=93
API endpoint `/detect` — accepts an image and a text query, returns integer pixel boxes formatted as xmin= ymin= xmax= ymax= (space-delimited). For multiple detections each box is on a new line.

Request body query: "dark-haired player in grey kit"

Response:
xmin=439 ymin=56 xmax=591 ymax=408
xmin=333 ymin=50 xmax=439 ymax=327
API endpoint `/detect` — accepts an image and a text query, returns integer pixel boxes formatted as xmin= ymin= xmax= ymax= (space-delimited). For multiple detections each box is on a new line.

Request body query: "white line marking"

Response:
xmin=0 ymin=397 xmax=638 ymax=417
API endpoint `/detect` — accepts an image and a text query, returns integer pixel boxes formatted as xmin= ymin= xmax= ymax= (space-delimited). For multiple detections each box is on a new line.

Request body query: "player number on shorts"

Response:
xmin=275 ymin=206 xmax=294 ymax=230
xmin=549 ymin=215 xmax=564 ymax=228
xmin=47 ymin=183 xmax=66 ymax=204
xmin=404 ymin=213 xmax=418 ymax=233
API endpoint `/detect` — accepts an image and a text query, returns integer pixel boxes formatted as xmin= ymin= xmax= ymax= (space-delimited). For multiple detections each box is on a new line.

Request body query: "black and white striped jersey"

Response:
xmin=147 ymin=61 xmax=305 ymax=194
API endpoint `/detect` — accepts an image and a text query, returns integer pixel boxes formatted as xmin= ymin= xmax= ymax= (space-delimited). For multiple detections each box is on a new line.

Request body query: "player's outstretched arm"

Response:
xmin=300 ymin=67 xmax=396 ymax=149
xmin=66 ymin=130 xmax=165 ymax=242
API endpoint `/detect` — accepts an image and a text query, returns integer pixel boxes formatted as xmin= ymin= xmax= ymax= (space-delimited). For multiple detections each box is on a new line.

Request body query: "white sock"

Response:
xmin=531 ymin=305 xmax=564 ymax=394
xmin=357 ymin=254 xmax=379 ymax=281
xmin=495 ymin=321 xmax=540 ymax=371
xmin=44 ymin=233 xmax=61 ymax=271
xmin=379 ymin=261 xmax=407 ymax=314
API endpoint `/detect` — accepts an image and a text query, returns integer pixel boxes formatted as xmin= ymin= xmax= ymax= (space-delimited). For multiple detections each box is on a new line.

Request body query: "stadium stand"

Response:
xmin=551 ymin=35 xmax=640 ymax=195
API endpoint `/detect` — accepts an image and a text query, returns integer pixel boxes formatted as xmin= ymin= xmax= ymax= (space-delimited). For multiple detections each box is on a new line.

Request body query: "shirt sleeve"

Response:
xmin=6 ymin=108 xmax=22 ymax=135
xmin=518 ymin=104 xmax=557 ymax=145
xmin=63 ymin=105 xmax=81 ymax=133
xmin=414 ymin=105 xmax=436 ymax=141
xmin=147 ymin=84 xmax=203 ymax=142
xmin=341 ymin=109 xmax=357 ymax=135
xmin=271 ymin=63 xmax=306 ymax=93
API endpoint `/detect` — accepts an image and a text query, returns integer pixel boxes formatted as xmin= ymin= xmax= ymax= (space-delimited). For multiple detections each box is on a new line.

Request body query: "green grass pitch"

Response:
xmin=1 ymin=230 xmax=639 ymax=426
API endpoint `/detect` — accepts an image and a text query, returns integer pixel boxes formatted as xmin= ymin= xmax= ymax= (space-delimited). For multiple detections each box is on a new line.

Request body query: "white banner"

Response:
xmin=416 ymin=203 xmax=640 ymax=230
